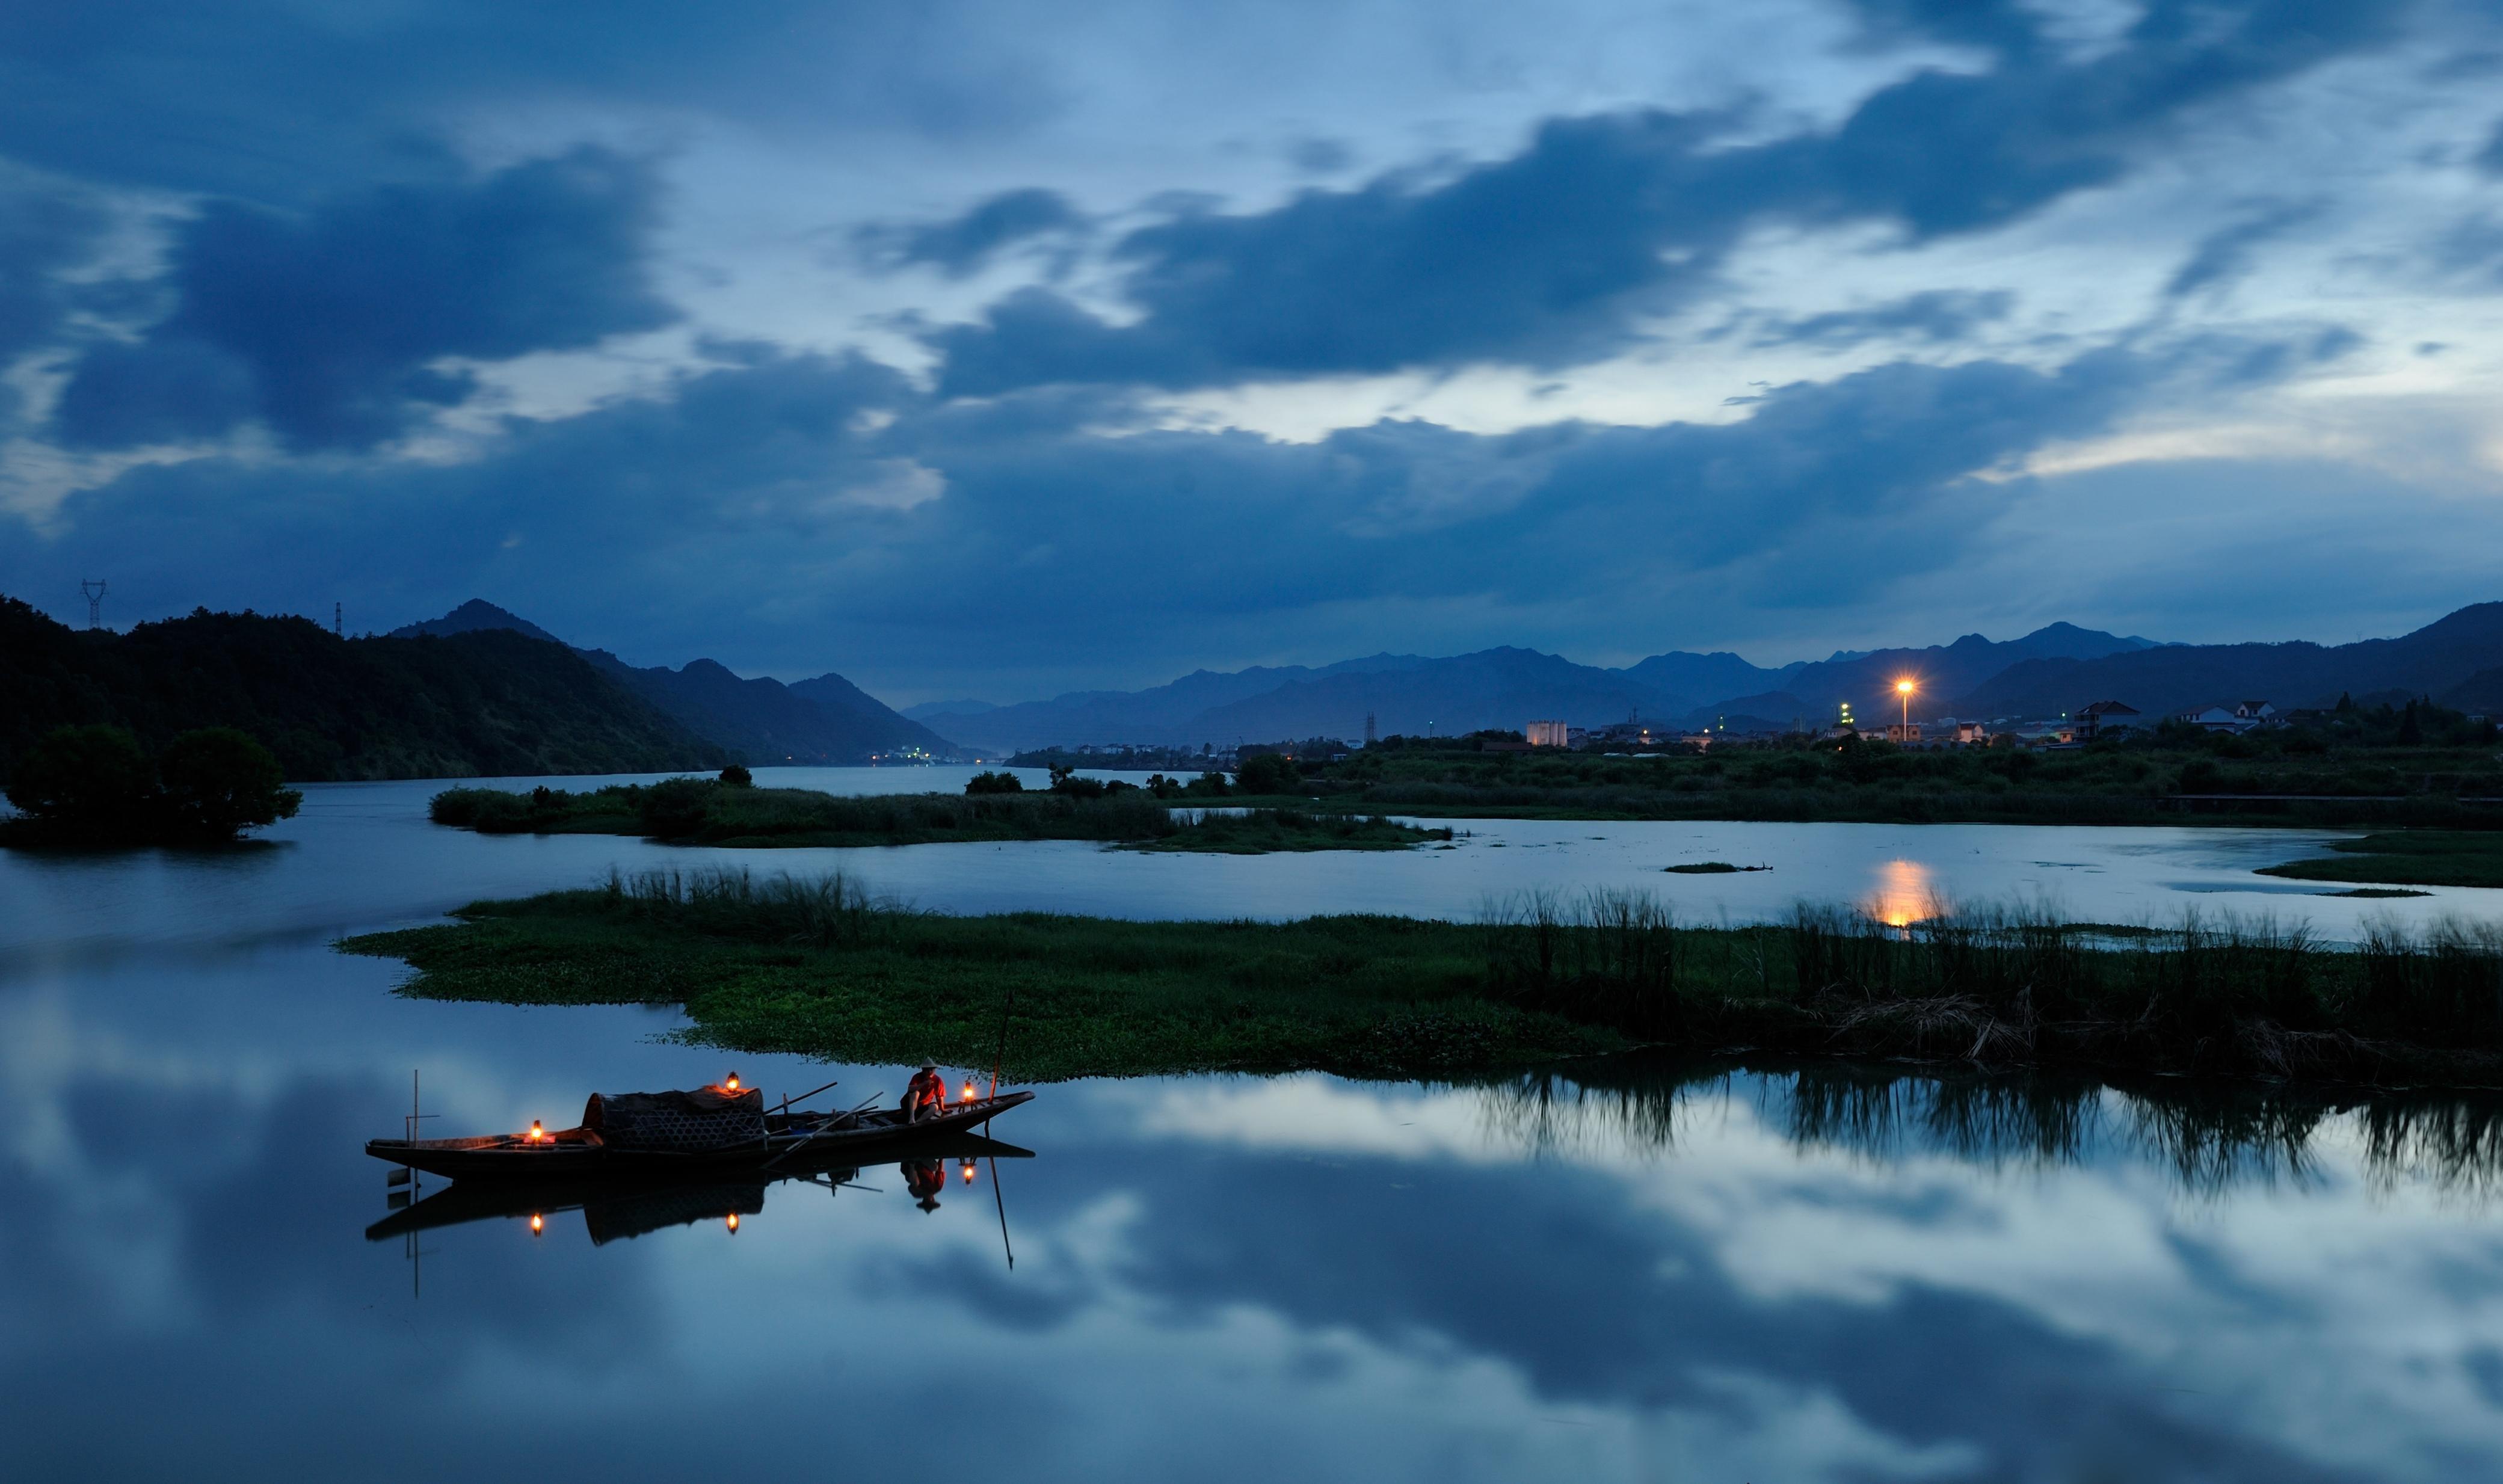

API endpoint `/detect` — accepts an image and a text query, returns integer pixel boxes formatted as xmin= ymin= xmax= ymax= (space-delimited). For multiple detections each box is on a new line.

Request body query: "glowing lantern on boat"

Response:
xmin=527 ymin=1120 xmax=545 ymax=1142
xmin=962 ymin=1082 xmax=976 ymax=1101
xmin=726 ymin=1213 xmax=740 ymax=1234
xmin=530 ymin=1213 xmax=544 ymax=1235
xmin=961 ymin=1160 xmax=976 ymax=1184
xmin=726 ymin=1072 xmax=741 ymax=1091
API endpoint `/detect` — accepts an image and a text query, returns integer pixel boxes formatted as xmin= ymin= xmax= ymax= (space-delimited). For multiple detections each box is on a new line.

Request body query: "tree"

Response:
xmin=719 ymin=764 xmax=754 ymax=787
xmin=5 ymin=725 xmax=157 ymax=832
xmin=157 ymin=727 xmax=303 ymax=839
xmin=1236 ymin=751 xmax=1301 ymax=795
xmin=965 ymin=770 xmax=1024 ymax=795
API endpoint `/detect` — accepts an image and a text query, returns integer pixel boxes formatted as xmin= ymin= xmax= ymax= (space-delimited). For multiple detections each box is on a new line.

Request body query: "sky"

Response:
xmin=5 ymin=0 xmax=2503 ymax=701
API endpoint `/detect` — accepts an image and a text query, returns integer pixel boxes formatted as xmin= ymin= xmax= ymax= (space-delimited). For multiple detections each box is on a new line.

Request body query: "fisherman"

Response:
xmin=903 ymin=1060 xmax=947 ymax=1122
xmin=902 ymin=1159 xmax=946 ymax=1212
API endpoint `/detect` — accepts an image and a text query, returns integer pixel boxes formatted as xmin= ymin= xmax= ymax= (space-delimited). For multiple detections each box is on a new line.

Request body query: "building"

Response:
xmin=1885 ymin=722 xmax=1924 ymax=744
xmin=1526 ymin=719 xmax=1571 ymax=747
xmin=2075 ymin=700 xmax=2141 ymax=740
xmin=2176 ymin=700 xmax=2277 ymax=734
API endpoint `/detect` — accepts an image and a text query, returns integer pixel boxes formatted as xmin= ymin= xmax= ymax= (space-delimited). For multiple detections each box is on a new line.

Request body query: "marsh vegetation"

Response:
xmin=346 ymin=869 xmax=2503 ymax=1086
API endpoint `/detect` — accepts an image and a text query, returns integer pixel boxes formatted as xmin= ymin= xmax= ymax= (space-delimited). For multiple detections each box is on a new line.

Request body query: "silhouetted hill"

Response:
xmin=385 ymin=600 xmax=956 ymax=765
xmin=1953 ymin=604 xmax=2503 ymax=719
xmin=1 ymin=596 xmax=723 ymax=782
xmin=387 ymin=599 xmax=565 ymax=645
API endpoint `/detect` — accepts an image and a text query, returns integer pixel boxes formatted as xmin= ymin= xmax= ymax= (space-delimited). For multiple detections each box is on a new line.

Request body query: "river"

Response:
xmin=4 ymin=769 xmax=2500 ymax=1479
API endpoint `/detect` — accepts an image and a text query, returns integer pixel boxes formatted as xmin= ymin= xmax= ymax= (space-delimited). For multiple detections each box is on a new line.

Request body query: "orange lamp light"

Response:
xmin=726 ymin=1213 xmax=739 ymax=1234
xmin=530 ymin=1213 xmax=544 ymax=1235
xmin=725 ymin=1072 xmax=741 ymax=1091
xmin=962 ymin=1082 xmax=976 ymax=1101
xmin=528 ymin=1119 xmax=544 ymax=1142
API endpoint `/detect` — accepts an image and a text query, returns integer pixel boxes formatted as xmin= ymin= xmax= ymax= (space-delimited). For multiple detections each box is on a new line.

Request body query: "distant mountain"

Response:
xmin=941 ymin=623 xmax=2172 ymax=748
xmin=902 ymin=698 xmax=1000 ymax=721
xmin=1773 ymin=624 xmax=2160 ymax=725
xmin=391 ymin=600 xmax=956 ymax=765
xmin=938 ymin=653 xmax=1434 ymax=751
xmin=3 ymin=596 xmax=722 ymax=781
xmin=1951 ymin=604 xmax=2503 ymax=719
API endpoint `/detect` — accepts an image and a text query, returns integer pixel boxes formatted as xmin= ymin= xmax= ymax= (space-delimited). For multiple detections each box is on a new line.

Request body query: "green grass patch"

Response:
xmin=340 ymin=868 xmax=2503 ymax=1089
xmin=342 ymin=869 xmax=1616 ymax=1080
xmin=2258 ymin=831 xmax=2503 ymax=888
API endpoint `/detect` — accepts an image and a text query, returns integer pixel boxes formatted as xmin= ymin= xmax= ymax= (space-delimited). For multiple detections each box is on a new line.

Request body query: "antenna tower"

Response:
xmin=334 ymin=601 xmax=342 ymax=638
xmin=79 ymin=579 xmax=106 ymax=630
xmin=1364 ymin=712 xmax=1377 ymax=746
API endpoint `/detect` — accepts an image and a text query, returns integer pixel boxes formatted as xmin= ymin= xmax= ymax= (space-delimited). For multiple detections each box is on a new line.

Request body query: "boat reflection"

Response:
xmin=367 ymin=1130 xmax=1033 ymax=1244
xmin=1486 ymin=1051 xmax=2503 ymax=1197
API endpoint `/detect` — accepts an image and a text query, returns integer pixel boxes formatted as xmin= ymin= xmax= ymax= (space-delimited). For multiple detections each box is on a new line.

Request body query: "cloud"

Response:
xmin=929 ymin=0 xmax=2397 ymax=396
xmin=858 ymin=188 xmax=1085 ymax=277
xmin=1 ymin=328 xmax=2342 ymax=689
xmin=2164 ymin=199 xmax=2321 ymax=300
xmin=49 ymin=148 xmax=678 ymax=452
xmin=1755 ymin=289 xmax=2015 ymax=348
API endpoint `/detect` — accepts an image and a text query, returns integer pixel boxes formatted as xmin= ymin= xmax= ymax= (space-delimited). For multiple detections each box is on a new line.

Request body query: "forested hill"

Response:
xmin=0 ymin=597 xmax=725 ymax=783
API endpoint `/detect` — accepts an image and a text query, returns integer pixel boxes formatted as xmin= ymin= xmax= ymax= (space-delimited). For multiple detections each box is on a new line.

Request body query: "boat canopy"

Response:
xmin=582 ymin=1087 xmax=766 ymax=1152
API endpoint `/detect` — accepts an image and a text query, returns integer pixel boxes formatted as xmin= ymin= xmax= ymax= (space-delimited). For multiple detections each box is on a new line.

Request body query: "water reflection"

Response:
xmin=1867 ymin=856 xmax=1936 ymax=928
xmin=1489 ymin=1051 xmax=2503 ymax=1199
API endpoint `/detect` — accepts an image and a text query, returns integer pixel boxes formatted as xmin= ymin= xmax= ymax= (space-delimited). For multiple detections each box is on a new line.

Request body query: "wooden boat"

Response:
xmin=366 ymin=1084 xmax=1034 ymax=1181
xmin=365 ymin=1129 xmax=1035 ymax=1243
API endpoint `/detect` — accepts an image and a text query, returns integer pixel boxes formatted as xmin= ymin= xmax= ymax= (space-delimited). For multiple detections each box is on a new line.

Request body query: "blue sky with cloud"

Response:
xmin=5 ymin=0 xmax=2503 ymax=699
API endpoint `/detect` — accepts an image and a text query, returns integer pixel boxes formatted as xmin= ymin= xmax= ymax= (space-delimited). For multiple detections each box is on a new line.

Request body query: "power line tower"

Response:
xmin=334 ymin=601 xmax=342 ymax=638
xmin=1364 ymin=712 xmax=1377 ymax=747
xmin=79 ymin=579 xmax=106 ymax=630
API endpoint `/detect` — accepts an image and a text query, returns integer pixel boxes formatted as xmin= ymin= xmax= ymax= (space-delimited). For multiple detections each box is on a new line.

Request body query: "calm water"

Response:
xmin=5 ymin=771 xmax=2503 ymax=1479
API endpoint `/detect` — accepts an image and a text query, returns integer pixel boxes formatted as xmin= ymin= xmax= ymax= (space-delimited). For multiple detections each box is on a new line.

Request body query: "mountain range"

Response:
xmin=390 ymin=600 xmax=954 ymax=765
xmin=910 ymin=608 xmax=2503 ymax=751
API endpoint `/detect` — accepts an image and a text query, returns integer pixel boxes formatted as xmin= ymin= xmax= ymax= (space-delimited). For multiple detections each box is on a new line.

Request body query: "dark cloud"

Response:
xmin=2164 ymin=200 xmax=2321 ymax=299
xmin=928 ymin=1 xmax=2396 ymax=396
xmin=2 ymin=330 xmax=2330 ymax=688
xmin=1755 ymin=289 xmax=2014 ymax=348
xmin=52 ymin=147 xmax=677 ymax=451
xmin=857 ymin=187 xmax=1085 ymax=277
xmin=0 ymin=2 xmax=1064 ymax=201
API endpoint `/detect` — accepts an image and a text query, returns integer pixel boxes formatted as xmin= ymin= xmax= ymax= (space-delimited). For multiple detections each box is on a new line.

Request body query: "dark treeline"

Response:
xmin=1 ymin=596 xmax=722 ymax=783
xmin=2 ymin=722 xmax=299 ymax=846
xmin=429 ymin=776 xmax=1444 ymax=852
xmin=1231 ymin=712 xmax=2503 ymax=830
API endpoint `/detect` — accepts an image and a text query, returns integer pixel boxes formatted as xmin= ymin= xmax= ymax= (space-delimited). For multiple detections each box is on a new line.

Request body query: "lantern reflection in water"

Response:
xmin=1869 ymin=858 xmax=1936 ymax=931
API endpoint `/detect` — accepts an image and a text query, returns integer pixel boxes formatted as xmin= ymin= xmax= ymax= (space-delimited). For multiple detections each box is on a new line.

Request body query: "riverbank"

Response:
xmin=429 ymin=780 xmax=1449 ymax=852
xmin=342 ymin=869 xmax=2503 ymax=1088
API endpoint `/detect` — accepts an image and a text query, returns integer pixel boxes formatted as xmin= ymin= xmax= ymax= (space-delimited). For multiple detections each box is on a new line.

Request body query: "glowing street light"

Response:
xmin=1894 ymin=678 xmax=1916 ymax=740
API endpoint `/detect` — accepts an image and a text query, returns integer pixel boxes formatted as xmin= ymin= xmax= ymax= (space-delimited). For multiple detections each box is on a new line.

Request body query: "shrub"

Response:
xmin=156 ymin=727 xmax=301 ymax=838
xmin=719 ymin=765 xmax=754 ymax=787
xmin=5 ymin=724 xmax=156 ymax=831
xmin=638 ymin=777 xmax=716 ymax=837
xmin=965 ymin=771 xmax=1024 ymax=795
xmin=1236 ymin=751 xmax=1302 ymax=795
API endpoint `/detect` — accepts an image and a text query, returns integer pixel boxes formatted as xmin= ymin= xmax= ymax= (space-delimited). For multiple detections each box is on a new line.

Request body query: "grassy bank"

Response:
xmin=2258 ymin=831 xmax=2503 ymax=888
xmin=343 ymin=869 xmax=2503 ymax=1088
xmin=429 ymin=780 xmax=1447 ymax=852
xmin=344 ymin=869 xmax=1614 ymax=1079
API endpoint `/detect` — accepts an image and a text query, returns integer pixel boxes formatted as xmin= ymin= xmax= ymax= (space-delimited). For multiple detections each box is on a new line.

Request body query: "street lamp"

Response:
xmin=1895 ymin=678 xmax=1915 ymax=740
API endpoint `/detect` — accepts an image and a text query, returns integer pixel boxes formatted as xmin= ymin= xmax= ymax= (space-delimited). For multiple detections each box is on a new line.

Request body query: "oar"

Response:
xmin=990 ymin=1155 xmax=1014 ymax=1270
xmin=763 ymin=1091 xmax=885 ymax=1169
xmin=776 ymin=1076 xmax=842 ymax=1116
